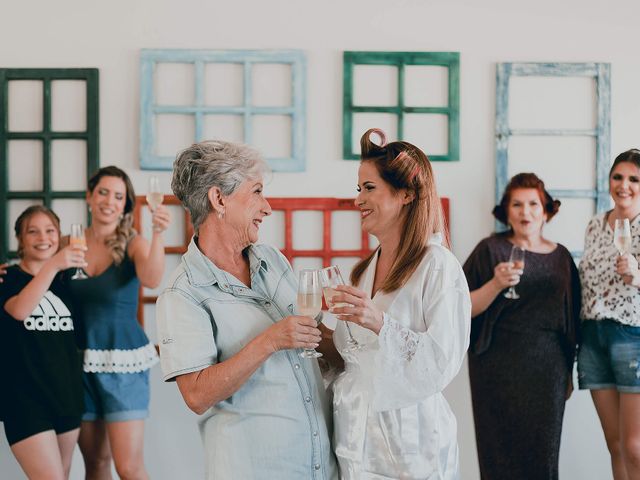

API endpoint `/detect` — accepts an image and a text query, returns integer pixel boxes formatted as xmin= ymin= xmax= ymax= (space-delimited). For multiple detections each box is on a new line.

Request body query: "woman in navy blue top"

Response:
xmin=67 ymin=166 xmax=170 ymax=480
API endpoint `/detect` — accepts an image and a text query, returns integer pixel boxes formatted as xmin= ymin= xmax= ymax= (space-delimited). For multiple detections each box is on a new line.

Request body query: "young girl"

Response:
xmin=1 ymin=206 xmax=86 ymax=479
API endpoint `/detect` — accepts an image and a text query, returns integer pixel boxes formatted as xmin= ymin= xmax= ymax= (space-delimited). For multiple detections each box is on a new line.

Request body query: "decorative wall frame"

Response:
xmin=343 ymin=51 xmax=460 ymax=161
xmin=0 ymin=68 xmax=99 ymax=260
xmin=140 ymin=49 xmax=307 ymax=172
xmin=495 ymin=62 xmax=611 ymax=256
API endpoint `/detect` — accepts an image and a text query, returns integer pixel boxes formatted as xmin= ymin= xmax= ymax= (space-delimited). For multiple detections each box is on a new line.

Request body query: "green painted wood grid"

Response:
xmin=0 ymin=68 xmax=99 ymax=260
xmin=343 ymin=51 xmax=460 ymax=161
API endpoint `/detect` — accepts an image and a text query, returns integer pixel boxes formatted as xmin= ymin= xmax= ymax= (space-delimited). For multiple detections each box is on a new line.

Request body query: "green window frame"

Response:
xmin=0 ymin=68 xmax=99 ymax=260
xmin=343 ymin=51 xmax=460 ymax=161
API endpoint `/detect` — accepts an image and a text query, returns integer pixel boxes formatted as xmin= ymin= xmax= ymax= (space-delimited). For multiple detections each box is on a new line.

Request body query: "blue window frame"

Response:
xmin=495 ymin=62 xmax=611 ymax=256
xmin=140 ymin=49 xmax=306 ymax=172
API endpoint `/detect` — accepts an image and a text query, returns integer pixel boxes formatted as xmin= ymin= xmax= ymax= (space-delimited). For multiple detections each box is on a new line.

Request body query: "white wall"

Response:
xmin=5 ymin=0 xmax=640 ymax=477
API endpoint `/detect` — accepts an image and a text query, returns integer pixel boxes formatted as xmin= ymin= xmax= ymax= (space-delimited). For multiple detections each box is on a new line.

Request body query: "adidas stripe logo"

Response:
xmin=24 ymin=291 xmax=74 ymax=332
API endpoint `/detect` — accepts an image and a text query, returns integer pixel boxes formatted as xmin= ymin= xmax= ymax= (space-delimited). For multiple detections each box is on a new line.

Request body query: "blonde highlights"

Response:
xmin=88 ymin=166 xmax=137 ymax=265
xmin=350 ymin=128 xmax=447 ymax=293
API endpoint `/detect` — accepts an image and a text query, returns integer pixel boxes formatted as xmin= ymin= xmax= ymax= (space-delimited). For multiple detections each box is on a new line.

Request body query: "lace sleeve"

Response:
xmin=371 ymin=267 xmax=471 ymax=412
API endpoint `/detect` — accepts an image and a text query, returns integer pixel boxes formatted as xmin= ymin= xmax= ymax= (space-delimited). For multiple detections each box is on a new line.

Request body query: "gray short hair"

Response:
xmin=171 ymin=140 xmax=268 ymax=232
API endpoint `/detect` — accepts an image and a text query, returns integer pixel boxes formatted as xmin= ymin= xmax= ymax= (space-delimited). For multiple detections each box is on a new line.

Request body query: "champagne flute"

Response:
xmin=320 ymin=265 xmax=362 ymax=352
xmin=70 ymin=224 xmax=88 ymax=280
xmin=146 ymin=176 xmax=164 ymax=212
xmin=614 ymin=218 xmax=632 ymax=255
xmin=503 ymin=245 xmax=525 ymax=299
xmin=298 ymin=269 xmax=323 ymax=358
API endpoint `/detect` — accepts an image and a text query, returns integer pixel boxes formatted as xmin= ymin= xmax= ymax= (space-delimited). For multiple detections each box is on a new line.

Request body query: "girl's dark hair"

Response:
xmin=14 ymin=205 xmax=61 ymax=259
xmin=492 ymin=172 xmax=560 ymax=227
xmin=350 ymin=128 xmax=446 ymax=293
xmin=88 ymin=166 xmax=137 ymax=265
xmin=609 ymin=149 xmax=640 ymax=177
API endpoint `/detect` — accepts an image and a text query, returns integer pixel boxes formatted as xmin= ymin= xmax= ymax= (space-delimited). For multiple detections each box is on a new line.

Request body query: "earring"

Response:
xmin=217 ymin=209 xmax=225 ymax=220
xmin=88 ymin=206 xmax=92 ymax=213
xmin=119 ymin=213 xmax=124 ymax=221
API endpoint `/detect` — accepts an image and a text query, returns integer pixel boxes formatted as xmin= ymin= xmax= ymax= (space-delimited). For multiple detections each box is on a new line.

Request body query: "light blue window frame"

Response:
xmin=495 ymin=62 xmax=611 ymax=256
xmin=140 ymin=49 xmax=306 ymax=171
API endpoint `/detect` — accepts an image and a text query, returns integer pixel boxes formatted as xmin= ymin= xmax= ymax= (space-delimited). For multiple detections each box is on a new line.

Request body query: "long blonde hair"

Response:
xmin=350 ymin=128 xmax=446 ymax=293
xmin=88 ymin=166 xmax=137 ymax=265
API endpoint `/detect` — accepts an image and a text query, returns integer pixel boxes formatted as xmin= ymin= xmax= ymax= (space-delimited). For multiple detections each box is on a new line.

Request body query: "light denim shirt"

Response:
xmin=156 ymin=238 xmax=337 ymax=480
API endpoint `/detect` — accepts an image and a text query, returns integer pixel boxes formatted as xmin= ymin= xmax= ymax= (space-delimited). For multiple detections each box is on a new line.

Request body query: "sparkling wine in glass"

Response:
xmin=298 ymin=269 xmax=323 ymax=359
xmin=70 ymin=224 xmax=88 ymax=280
xmin=320 ymin=265 xmax=362 ymax=351
xmin=503 ymin=245 xmax=525 ymax=300
xmin=146 ymin=176 xmax=164 ymax=212
xmin=614 ymin=218 xmax=632 ymax=255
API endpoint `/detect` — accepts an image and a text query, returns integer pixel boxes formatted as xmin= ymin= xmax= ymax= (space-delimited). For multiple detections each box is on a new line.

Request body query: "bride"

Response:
xmin=324 ymin=128 xmax=471 ymax=479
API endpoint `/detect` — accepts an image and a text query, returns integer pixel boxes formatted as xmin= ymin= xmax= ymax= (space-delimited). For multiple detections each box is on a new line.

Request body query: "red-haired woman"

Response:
xmin=326 ymin=128 xmax=471 ymax=479
xmin=463 ymin=173 xmax=580 ymax=480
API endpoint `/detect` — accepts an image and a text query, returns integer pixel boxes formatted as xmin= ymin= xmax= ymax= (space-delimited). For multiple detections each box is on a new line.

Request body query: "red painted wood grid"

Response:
xmin=133 ymin=195 xmax=450 ymax=328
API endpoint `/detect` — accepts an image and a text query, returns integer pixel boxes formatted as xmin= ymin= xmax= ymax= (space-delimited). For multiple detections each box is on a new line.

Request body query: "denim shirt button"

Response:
xmin=294 ymin=364 xmax=301 ymax=369
xmin=314 ymin=464 xmax=321 ymax=470
xmin=313 ymin=431 xmax=318 ymax=437
xmin=264 ymin=301 xmax=272 ymax=307
xmin=305 ymin=396 xmax=311 ymax=402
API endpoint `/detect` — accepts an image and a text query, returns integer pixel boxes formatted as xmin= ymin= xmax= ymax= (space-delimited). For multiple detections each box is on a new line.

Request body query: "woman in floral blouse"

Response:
xmin=579 ymin=148 xmax=640 ymax=480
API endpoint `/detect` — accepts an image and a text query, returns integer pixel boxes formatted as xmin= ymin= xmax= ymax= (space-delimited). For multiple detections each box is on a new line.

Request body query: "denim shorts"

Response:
xmin=578 ymin=319 xmax=640 ymax=393
xmin=82 ymin=370 xmax=150 ymax=422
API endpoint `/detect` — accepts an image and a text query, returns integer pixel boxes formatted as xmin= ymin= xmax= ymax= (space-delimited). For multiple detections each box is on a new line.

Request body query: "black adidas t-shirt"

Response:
xmin=0 ymin=265 xmax=83 ymax=419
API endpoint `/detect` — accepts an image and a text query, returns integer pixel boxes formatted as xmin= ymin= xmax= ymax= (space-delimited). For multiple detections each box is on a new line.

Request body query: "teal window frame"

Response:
xmin=343 ymin=51 xmax=460 ymax=161
xmin=140 ymin=49 xmax=307 ymax=172
xmin=495 ymin=62 xmax=611 ymax=257
xmin=0 ymin=68 xmax=99 ymax=260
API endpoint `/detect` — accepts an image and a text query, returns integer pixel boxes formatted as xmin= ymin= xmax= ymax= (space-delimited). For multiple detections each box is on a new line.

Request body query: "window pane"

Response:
xmin=292 ymin=257 xmax=323 ymax=276
xmin=51 ymin=80 xmax=87 ymax=132
xmin=509 ymin=76 xmax=596 ymax=130
xmin=8 ymin=140 xmax=43 ymax=191
xmin=352 ymin=65 xmax=398 ymax=107
xmin=51 ymin=140 xmax=87 ymax=191
xmin=252 ymin=63 xmax=292 ymax=107
xmin=508 ymin=136 xmax=596 ymax=191
xmin=155 ymin=63 xmax=194 ymax=106
xmin=204 ymin=62 xmax=243 ymax=106
xmin=404 ymin=66 xmax=448 ymax=107
xmin=292 ymin=211 xmax=323 ymax=250
xmin=8 ymin=80 xmax=43 ymax=132
xmin=331 ymin=211 xmax=361 ymax=250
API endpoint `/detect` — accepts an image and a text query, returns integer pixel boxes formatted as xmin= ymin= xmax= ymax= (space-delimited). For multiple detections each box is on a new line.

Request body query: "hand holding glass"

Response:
xmin=614 ymin=218 xmax=631 ymax=255
xmin=298 ymin=269 xmax=323 ymax=358
xmin=503 ymin=245 xmax=525 ymax=300
xmin=320 ymin=265 xmax=361 ymax=351
xmin=70 ymin=224 xmax=88 ymax=280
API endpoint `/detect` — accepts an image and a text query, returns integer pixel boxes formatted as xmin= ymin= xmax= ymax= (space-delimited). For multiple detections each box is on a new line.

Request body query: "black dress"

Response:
xmin=463 ymin=235 xmax=581 ymax=480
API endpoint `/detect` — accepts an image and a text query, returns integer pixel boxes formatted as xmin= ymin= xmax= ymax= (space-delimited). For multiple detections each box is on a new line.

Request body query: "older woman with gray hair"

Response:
xmin=156 ymin=140 xmax=337 ymax=480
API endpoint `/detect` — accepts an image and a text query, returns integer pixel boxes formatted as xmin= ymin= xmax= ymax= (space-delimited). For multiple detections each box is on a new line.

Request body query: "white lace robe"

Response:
xmin=332 ymin=236 xmax=471 ymax=480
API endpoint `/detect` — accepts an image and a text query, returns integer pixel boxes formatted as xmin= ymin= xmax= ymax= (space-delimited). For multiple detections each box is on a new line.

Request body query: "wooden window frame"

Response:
xmin=140 ymin=49 xmax=307 ymax=172
xmin=495 ymin=62 xmax=611 ymax=256
xmin=0 ymin=68 xmax=99 ymax=260
xmin=343 ymin=51 xmax=460 ymax=161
